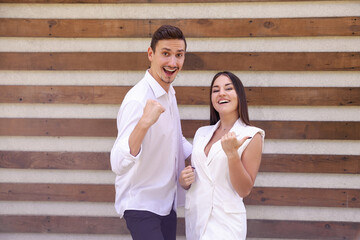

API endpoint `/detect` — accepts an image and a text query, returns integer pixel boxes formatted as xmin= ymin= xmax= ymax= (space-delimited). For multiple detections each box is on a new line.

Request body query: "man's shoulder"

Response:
xmin=123 ymin=78 xmax=151 ymax=105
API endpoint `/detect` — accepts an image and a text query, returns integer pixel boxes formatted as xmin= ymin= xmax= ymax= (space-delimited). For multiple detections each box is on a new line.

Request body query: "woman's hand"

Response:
xmin=179 ymin=165 xmax=195 ymax=190
xmin=221 ymin=132 xmax=250 ymax=159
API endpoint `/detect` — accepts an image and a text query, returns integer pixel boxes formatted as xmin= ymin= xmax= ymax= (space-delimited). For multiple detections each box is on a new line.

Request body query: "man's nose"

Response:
xmin=168 ymin=56 xmax=177 ymax=67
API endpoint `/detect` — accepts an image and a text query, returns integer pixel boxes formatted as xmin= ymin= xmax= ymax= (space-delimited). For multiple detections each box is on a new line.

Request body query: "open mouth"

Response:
xmin=218 ymin=100 xmax=230 ymax=104
xmin=163 ymin=67 xmax=177 ymax=76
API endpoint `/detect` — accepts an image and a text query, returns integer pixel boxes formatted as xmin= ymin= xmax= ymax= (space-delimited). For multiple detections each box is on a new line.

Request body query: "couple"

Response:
xmin=110 ymin=25 xmax=265 ymax=240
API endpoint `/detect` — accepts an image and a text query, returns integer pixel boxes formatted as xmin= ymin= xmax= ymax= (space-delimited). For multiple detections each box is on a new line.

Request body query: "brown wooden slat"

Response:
xmin=247 ymin=219 xmax=360 ymax=239
xmin=0 ymin=0 xmax=344 ymax=3
xmin=244 ymin=187 xmax=360 ymax=208
xmin=0 ymin=118 xmax=359 ymax=140
xmin=0 ymin=183 xmax=114 ymax=202
xmin=260 ymin=154 xmax=360 ymax=174
xmin=1 ymin=151 xmax=359 ymax=174
xmin=1 ymin=17 xmax=358 ymax=38
xmin=1 ymin=52 xmax=359 ymax=71
xmin=0 ymin=118 xmax=115 ymax=137
xmin=0 ymin=215 xmax=358 ymax=239
xmin=0 ymin=85 xmax=133 ymax=105
xmin=183 ymin=119 xmax=360 ymax=140
xmin=0 ymin=215 xmax=129 ymax=235
xmin=1 ymin=183 xmax=359 ymax=208
xmin=0 ymin=151 xmax=111 ymax=170
xmin=244 ymin=87 xmax=359 ymax=106
xmin=0 ymin=86 xmax=358 ymax=106
xmin=252 ymin=120 xmax=360 ymax=140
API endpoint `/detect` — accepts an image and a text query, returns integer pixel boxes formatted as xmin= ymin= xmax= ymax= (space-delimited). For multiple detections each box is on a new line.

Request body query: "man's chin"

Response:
xmin=161 ymin=76 xmax=176 ymax=84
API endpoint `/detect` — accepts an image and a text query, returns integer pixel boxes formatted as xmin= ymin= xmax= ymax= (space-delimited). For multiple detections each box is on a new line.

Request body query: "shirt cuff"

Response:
xmin=118 ymin=137 xmax=142 ymax=169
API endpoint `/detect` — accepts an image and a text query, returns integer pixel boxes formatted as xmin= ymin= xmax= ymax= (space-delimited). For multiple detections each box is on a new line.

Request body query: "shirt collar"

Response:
xmin=145 ymin=70 xmax=175 ymax=99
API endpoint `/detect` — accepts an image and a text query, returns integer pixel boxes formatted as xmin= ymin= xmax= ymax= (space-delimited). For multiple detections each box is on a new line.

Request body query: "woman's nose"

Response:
xmin=219 ymin=88 xmax=226 ymax=95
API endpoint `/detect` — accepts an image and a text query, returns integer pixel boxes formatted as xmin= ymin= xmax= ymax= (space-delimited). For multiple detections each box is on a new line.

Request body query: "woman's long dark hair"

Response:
xmin=209 ymin=71 xmax=250 ymax=126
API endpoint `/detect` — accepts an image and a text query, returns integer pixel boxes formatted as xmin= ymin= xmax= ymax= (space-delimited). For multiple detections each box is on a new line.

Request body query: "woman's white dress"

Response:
xmin=185 ymin=119 xmax=265 ymax=240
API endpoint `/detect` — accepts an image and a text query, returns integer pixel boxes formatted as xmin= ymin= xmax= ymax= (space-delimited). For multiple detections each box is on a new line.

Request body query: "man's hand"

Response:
xmin=140 ymin=99 xmax=165 ymax=128
xmin=179 ymin=165 xmax=195 ymax=190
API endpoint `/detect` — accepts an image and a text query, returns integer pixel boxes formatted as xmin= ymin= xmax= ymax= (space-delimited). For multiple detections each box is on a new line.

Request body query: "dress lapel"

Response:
xmin=196 ymin=122 xmax=220 ymax=182
xmin=206 ymin=119 xmax=246 ymax=165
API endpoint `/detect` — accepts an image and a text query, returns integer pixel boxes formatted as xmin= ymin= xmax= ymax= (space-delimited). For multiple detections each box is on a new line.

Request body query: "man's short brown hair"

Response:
xmin=150 ymin=25 xmax=187 ymax=52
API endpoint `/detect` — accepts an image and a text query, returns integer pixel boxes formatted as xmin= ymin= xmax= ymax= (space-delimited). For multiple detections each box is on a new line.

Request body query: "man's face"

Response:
xmin=148 ymin=39 xmax=186 ymax=91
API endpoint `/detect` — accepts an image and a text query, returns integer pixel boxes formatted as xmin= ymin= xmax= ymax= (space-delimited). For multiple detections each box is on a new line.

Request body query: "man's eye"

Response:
xmin=177 ymin=54 xmax=183 ymax=57
xmin=163 ymin=52 xmax=169 ymax=56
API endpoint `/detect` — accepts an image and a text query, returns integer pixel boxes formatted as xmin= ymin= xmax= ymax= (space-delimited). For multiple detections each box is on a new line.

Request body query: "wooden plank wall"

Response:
xmin=0 ymin=1 xmax=360 ymax=239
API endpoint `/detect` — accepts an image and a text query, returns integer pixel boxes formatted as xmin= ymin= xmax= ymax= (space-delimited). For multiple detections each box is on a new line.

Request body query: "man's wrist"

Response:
xmin=138 ymin=117 xmax=152 ymax=130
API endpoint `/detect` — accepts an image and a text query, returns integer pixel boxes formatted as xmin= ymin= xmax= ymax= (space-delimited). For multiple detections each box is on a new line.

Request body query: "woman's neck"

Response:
xmin=218 ymin=113 xmax=239 ymax=131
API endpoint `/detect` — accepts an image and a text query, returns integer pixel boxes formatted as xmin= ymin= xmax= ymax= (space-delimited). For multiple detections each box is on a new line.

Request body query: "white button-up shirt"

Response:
xmin=110 ymin=70 xmax=192 ymax=217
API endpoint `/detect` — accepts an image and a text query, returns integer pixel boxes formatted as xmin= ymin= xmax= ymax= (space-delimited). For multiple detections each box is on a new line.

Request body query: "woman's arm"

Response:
xmin=222 ymin=132 xmax=263 ymax=198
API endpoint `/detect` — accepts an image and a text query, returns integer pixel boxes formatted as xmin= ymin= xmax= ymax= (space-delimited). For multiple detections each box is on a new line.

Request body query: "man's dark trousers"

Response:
xmin=124 ymin=209 xmax=177 ymax=240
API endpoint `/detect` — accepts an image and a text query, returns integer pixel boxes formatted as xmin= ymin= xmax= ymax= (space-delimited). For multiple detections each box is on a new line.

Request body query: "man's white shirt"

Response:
xmin=110 ymin=70 xmax=192 ymax=217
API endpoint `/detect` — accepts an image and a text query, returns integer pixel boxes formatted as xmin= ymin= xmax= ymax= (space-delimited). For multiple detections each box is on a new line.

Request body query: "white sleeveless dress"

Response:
xmin=185 ymin=119 xmax=265 ymax=240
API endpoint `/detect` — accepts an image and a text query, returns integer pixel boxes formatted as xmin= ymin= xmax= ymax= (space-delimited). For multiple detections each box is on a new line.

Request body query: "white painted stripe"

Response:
xmin=0 ymin=137 xmax=359 ymax=155
xmin=1 ymin=37 xmax=360 ymax=52
xmin=1 ymin=201 xmax=359 ymax=222
xmin=1 ymin=169 xmax=359 ymax=189
xmin=0 ymin=137 xmax=115 ymax=152
xmin=0 ymin=201 xmax=118 ymax=217
xmin=1 ymin=104 xmax=359 ymax=121
xmin=181 ymin=105 xmax=360 ymax=121
xmin=0 ymin=2 xmax=359 ymax=19
xmin=255 ymin=172 xmax=360 ymax=189
xmin=246 ymin=205 xmax=360 ymax=222
xmin=264 ymin=140 xmax=360 ymax=155
xmin=0 ymin=71 xmax=359 ymax=87
xmin=0 ymin=169 xmax=115 ymax=184
xmin=0 ymin=104 xmax=120 ymax=119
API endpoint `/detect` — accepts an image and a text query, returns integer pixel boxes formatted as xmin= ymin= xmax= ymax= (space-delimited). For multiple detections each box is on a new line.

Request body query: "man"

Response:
xmin=110 ymin=25 xmax=192 ymax=240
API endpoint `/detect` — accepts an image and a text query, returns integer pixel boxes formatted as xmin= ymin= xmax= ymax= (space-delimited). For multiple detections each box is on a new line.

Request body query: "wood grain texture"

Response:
xmin=0 ymin=0 xmax=344 ymax=3
xmin=1 ymin=151 xmax=358 ymax=174
xmin=1 ymin=215 xmax=358 ymax=239
xmin=0 ymin=118 xmax=359 ymax=140
xmin=1 ymin=52 xmax=359 ymax=71
xmin=0 ymin=151 xmax=111 ymax=170
xmin=1 ymin=215 xmax=359 ymax=239
xmin=1 ymin=183 xmax=359 ymax=208
xmin=247 ymin=219 xmax=360 ymax=239
xmin=260 ymin=154 xmax=360 ymax=174
xmin=1 ymin=17 xmax=358 ymax=37
xmin=1 ymin=85 xmax=358 ymax=106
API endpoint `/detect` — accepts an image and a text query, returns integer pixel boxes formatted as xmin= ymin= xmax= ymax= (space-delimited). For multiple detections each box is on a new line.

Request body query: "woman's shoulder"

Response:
xmin=195 ymin=125 xmax=213 ymax=136
xmin=244 ymin=125 xmax=265 ymax=139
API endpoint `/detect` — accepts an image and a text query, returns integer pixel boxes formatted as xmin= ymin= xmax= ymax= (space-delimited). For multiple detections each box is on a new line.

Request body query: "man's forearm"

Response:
xmin=128 ymin=119 xmax=151 ymax=157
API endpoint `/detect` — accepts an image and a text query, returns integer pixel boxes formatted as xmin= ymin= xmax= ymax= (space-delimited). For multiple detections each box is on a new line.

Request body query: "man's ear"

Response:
xmin=147 ymin=47 xmax=153 ymax=62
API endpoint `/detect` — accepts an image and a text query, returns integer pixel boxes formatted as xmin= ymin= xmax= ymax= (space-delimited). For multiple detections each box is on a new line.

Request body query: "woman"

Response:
xmin=179 ymin=71 xmax=265 ymax=240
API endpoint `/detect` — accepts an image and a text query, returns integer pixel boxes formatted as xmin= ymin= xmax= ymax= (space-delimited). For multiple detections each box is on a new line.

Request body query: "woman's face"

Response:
xmin=211 ymin=75 xmax=239 ymax=117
